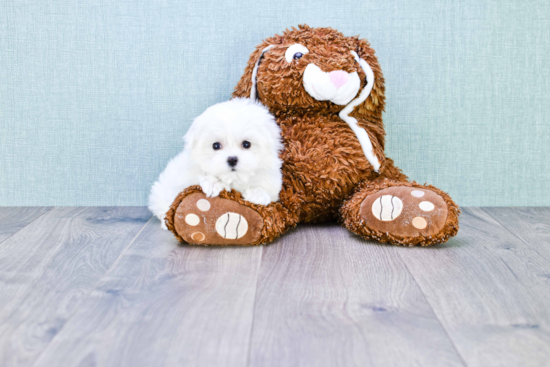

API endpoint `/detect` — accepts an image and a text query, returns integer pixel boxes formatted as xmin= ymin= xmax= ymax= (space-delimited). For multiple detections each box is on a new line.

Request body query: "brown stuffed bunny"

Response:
xmin=165 ymin=25 xmax=459 ymax=246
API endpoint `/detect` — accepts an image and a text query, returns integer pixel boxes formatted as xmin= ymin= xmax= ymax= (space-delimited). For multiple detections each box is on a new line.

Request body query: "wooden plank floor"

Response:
xmin=0 ymin=207 xmax=549 ymax=367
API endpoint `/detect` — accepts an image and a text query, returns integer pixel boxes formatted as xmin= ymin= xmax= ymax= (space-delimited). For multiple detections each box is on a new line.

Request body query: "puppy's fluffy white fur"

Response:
xmin=149 ymin=98 xmax=283 ymax=228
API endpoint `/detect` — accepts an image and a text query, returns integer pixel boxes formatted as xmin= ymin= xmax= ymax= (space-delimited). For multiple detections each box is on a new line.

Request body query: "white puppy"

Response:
xmin=148 ymin=98 xmax=283 ymax=228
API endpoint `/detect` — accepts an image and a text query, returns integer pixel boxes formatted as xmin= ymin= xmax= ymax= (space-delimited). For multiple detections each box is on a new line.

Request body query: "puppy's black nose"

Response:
xmin=227 ymin=156 xmax=238 ymax=167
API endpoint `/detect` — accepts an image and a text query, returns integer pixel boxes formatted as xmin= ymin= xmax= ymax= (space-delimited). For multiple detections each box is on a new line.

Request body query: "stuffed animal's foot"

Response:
xmin=360 ymin=186 xmax=448 ymax=240
xmin=340 ymin=180 xmax=460 ymax=246
xmin=169 ymin=192 xmax=263 ymax=245
xmin=164 ymin=186 xmax=297 ymax=246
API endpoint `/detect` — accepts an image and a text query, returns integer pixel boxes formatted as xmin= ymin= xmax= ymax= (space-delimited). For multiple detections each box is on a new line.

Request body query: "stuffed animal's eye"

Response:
xmin=285 ymin=44 xmax=309 ymax=63
xmin=213 ymin=142 xmax=221 ymax=150
xmin=242 ymin=141 xmax=251 ymax=149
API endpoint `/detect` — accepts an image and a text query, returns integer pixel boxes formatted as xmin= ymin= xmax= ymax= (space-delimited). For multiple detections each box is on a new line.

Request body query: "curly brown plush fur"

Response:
xmin=166 ymin=25 xmax=459 ymax=247
xmin=232 ymin=25 xmax=413 ymax=217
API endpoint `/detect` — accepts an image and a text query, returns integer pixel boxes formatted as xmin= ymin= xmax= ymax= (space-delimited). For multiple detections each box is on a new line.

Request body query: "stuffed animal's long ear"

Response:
xmin=353 ymin=38 xmax=386 ymax=115
xmin=338 ymin=38 xmax=387 ymax=173
xmin=232 ymin=42 xmax=274 ymax=100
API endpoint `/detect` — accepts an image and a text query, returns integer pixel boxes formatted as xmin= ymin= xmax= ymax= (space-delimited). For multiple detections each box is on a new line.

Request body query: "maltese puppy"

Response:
xmin=149 ymin=98 xmax=283 ymax=228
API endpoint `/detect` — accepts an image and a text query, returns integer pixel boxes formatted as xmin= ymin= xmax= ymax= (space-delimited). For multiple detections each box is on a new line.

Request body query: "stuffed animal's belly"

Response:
xmin=279 ymin=115 xmax=378 ymax=223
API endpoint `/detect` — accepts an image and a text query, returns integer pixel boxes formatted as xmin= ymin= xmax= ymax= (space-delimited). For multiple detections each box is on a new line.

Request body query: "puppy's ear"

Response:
xmin=182 ymin=116 xmax=201 ymax=150
xmin=259 ymin=123 xmax=284 ymax=169
xmin=353 ymin=37 xmax=386 ymax=114
xmin=232 ymin=41 xmax=275 ymax=100
xmin=254 ymin=102 xmax=283 ymax=152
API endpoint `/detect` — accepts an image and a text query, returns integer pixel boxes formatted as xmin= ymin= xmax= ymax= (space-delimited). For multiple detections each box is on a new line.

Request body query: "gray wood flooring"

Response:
xmin=0 ymin=207 xmax=548 ymax=367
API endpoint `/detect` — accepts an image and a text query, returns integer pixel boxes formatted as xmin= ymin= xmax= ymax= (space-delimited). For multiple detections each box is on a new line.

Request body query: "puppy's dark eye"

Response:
xmin=242 ymin=141 xmax=251 ymax=149
xmin=213 ymin=142 xmax=221 ymax=150
xmin=293 ymin=52 xmax=303 ymax=60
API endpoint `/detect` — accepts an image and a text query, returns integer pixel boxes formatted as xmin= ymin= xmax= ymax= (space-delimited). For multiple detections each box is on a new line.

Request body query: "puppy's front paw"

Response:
xmin=243 ymin=188 xmax=272 ymax=206
xmin=200 ymin=177 xmax=226 ymax=197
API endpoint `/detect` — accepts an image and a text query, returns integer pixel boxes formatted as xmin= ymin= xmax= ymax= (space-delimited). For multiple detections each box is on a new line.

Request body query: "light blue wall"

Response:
xmin=1 ymin=0 xmax=549 ymax=206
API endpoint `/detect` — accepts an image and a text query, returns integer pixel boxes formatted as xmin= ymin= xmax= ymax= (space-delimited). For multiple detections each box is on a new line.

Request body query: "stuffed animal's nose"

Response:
xmin=329 ymin=70 xmax=349 ymax=89
xmin=227 ymin=156 xmax=238 ymax=167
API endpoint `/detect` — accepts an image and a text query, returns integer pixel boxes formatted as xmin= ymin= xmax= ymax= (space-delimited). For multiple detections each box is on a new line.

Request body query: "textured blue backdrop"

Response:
xmin=1 ymin=0 xmax=549 ymax=206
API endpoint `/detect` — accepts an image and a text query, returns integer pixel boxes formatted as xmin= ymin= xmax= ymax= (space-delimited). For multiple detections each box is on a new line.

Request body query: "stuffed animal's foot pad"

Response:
xmin=173 ymin=192 xmax=264 ymax=245
xmin=360 ymin=187 xmax=448 ymax=239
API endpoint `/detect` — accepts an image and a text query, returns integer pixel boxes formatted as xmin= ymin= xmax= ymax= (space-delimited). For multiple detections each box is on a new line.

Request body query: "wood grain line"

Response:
xmin=33 ymin=218 xmax=263 ymax=367
xmin=481 ymin=207 xmax=550 ymax=263
xmin=248 ymin=224 xmax=464 ymax=367
xmin=396 ymin=207 xmax=550 ymax=367
xmin=0 ymin=207 xmax=151 ymax=367
xmin=0 ymin=207 xmax=52 ymax=244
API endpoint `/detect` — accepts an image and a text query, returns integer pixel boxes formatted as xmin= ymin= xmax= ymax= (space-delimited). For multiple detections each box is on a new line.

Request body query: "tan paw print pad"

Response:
xmin=371 ymin=195 xmax=403 ymax=221
xmin=173 ymin=192 xmax=264 ymax=245
xmin=360 ymin=186 xmax=448 ymax=238
xmin=215 ymin=212 xmax=248 ymax=240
